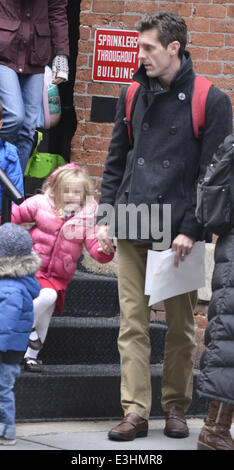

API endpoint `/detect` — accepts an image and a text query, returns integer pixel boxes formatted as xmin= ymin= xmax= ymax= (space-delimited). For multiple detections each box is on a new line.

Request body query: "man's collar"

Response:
xmin=133 ymin=50 xmax=193 ymax=90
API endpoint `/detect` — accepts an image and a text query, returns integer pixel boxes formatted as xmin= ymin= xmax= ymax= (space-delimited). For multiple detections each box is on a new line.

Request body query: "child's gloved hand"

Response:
xmin=52 ymin=55 xmax=69 ymax=84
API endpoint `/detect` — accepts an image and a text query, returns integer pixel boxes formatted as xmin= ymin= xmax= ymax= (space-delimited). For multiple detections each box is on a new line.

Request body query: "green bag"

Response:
xmin=24 ymin=131 xmax=66 ymax=178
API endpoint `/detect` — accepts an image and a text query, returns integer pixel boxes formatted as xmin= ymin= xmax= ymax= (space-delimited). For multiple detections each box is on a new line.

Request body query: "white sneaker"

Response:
xmin=0 ymin=437 xmax=16 ymax=446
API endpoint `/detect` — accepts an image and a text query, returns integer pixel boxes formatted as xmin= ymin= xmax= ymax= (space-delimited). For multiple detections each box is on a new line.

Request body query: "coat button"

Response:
xmin=137 ymin=157 xmax=145 ymax=166
xmin=162 ymin=160 xmax=170 ymax=168
xmin=170 ymin=125 xmax=177 ymax=135
xmin=178 ymin=92 xmax=186 ymax=101
xmin=142 ymin=122 xmax=149 ymax=131
xmin=157 ymin=194 xmax=164 ymax=202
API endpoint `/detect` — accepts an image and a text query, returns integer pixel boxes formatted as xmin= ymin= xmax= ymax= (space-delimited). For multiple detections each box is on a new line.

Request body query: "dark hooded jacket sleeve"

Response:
xmin=178 ymin=86 xmax=233 ymax=239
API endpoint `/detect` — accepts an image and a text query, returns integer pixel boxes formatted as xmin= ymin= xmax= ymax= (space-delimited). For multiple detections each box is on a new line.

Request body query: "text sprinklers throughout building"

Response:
xmin=92 ymin=28 xmax=139 ymax=84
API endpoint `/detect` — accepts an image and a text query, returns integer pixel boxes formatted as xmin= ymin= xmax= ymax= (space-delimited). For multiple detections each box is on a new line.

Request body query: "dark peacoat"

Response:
xmin=0 ymin=0 xmax=69 ymax=74
xmin=98 ymin=52 xmax=233 ymax=243
xmin=198 ymin=230 xmax=234 ymax=406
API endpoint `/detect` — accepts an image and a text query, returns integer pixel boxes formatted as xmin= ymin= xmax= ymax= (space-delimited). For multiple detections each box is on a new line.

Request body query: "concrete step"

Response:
xmin=62 ymin=272 xmax=119 ymax=317
xmin=39 ymin=317 xmax=167 ymax=365
xmin=15 ymin=364 xmax=208 ymax=421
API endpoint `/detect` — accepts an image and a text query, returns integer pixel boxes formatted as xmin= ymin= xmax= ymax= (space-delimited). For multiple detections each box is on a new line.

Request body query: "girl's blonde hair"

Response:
xmin=42 ymin=164 xmax=94 ymax=211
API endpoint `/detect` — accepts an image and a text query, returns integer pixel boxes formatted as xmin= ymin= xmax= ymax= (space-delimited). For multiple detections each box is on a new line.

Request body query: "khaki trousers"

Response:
xmin=117 ymin=240 xmax=197 ymax=420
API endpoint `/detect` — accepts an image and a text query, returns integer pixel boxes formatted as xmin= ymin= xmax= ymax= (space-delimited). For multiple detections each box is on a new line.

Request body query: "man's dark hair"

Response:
xmin=136 ymin=11 xmax=187 ymax=59
xmin=0 ymin=104 xmax=2 ymax=120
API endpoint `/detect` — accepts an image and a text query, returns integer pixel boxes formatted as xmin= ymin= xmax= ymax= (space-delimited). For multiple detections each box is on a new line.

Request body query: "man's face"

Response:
xmin=138 ymin=28 xmax=176 ymax=80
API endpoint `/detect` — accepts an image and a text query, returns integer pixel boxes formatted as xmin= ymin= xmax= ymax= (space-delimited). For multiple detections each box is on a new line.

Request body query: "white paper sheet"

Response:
xmin=145 ymin=241 xmax=206 ymax=306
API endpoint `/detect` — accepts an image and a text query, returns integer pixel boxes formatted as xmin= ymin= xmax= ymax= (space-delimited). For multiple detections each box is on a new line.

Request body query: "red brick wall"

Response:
xmin=72 ymin=0 xmax=234 ymax=195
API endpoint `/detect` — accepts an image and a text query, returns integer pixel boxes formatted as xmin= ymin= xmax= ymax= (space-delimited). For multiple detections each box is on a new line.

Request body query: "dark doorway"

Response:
xmin=48 ymin=0 xmax=81 ymax=162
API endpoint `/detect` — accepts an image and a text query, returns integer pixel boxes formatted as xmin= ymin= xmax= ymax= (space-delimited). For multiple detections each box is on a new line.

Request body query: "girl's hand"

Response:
xmin=97 ymin=244 xmax=115 ymax=255
xmin=97 ymin=225 xmax=115 ymax=254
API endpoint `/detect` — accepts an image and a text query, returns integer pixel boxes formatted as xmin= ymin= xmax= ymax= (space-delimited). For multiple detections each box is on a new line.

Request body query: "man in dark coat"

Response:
xmin=0 ymin=0 xmax=69 ymax=172
xmin=97 ymin=11 xmax=233 ymax=441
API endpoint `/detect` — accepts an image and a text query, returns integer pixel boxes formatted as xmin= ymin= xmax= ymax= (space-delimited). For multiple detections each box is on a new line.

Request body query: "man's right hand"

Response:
xmin=97 ymin=225 xmax=115 ymax=255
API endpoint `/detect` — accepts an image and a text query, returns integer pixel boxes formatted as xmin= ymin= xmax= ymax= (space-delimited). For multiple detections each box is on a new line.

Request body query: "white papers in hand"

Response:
xmin=145 ymin=241 xmax=206 ymax=306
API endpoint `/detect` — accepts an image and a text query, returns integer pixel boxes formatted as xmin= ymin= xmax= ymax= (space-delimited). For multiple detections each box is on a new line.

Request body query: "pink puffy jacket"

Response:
xmin=11 ymin=193 xmax=113 ymax=288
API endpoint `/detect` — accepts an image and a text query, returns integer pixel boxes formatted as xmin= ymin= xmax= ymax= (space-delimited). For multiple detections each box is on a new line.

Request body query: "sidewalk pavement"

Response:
xmin=2 ymin=418 xmax=233 ymax=451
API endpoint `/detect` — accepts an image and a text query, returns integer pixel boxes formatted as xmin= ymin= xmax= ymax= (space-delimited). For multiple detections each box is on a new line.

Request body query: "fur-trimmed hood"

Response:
xmin=0 ymin=251 xmax=41 ymax=279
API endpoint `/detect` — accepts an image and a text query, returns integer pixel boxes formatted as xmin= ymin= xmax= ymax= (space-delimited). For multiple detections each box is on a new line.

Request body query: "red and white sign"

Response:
xmin=92 ymin=28 xmax=139 ymax=84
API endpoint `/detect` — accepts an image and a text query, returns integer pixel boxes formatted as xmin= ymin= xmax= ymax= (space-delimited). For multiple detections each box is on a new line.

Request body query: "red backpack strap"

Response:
xmin=125 ymin=81 xmax=140 ymax=147
xmin=192 ymin=75 xmax=213 ymax=139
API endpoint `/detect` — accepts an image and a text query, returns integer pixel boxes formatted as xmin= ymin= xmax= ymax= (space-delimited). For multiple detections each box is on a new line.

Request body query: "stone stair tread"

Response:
xmin=74 ymin=270 xmax=117 ymax=281
xmin=21 ymin=363 xmax=121 ymax=377
xmin=39 ymin=318 xmax=167 ymax=365
xmin=21 ymin=363 xmax=200 ymax=377
xmin=15 ymin=270 xmax=208 ymax=421
xmin=50 ymin=316 xmax=168 ymax=329
xmin=50 ymin=316 xmax=121 ymax=327
xmin=62 ymin=271 xmax=119 ymax=317
xmin=21 ymin=363 xmax=162 ymax=377
xmin=16 ymin=365 xmax=207 ymax=421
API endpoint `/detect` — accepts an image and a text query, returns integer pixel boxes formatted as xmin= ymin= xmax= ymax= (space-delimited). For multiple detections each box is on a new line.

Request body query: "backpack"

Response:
xmin=195 ymin=133 xmax=234 ymax=236
xmin=125 ymin=75 xmax=213 ymax=146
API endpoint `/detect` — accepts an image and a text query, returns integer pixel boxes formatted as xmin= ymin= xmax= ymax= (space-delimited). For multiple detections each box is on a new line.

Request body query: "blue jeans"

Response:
xmin=0 ymin=363 xmax=20 ymax=440
xmin=0 ymin=65 xmax=44 ymax=173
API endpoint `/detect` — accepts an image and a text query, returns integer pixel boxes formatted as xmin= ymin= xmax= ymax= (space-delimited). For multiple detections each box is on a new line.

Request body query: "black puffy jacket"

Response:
xmin=198 ymin=231 xmax=234 ymax=406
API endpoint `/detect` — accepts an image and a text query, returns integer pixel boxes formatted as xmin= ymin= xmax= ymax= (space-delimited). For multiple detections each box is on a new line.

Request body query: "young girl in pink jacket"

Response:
xmin=11 ymin=163 xmax=114 ymax=372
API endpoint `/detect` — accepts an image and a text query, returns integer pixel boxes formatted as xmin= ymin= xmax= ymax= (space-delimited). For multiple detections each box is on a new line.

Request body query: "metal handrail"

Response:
xmin=0 ymin=167 xmax=24 ymax=224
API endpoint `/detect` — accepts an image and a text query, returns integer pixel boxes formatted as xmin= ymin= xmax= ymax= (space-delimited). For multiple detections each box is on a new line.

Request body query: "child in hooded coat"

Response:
xmin=0 ymin=223 xmax=41 ymax=445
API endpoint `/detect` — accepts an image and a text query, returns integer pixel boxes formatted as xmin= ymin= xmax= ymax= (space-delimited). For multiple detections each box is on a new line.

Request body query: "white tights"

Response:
xmin=24 ymin=288 xmax=57 ymax=360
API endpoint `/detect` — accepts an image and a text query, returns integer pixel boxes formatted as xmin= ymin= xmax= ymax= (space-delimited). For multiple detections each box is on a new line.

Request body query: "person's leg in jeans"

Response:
xmin=0 ymin=65 xmax=44 ymax=172
xmin=0 ymin=363 xmax=20 ymax=444
xmin=0 ymin=65 xmax=25 ymax=141
xmin=17 ymin=73 xmax=44 ymax=172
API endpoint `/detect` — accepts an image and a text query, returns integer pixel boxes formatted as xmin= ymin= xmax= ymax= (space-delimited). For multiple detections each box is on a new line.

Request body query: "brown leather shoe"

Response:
xmin=164 ymin=405 xmax=189 ymax=438
xmin=108 ymin=413 xmax=148 ymax=441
